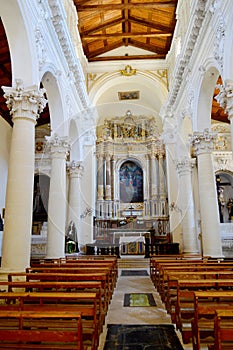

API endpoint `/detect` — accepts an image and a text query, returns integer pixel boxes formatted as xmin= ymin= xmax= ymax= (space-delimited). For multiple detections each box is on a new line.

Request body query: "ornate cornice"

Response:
xmin=47 ymin=0 xmax=89 ymax=109
xmin=166 ymin=0 xmax=206 ymax=110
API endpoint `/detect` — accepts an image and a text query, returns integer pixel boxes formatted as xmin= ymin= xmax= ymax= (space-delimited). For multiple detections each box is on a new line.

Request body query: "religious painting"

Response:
xmin=118 ymin=90 xmax=139 ymax=100
xmin=120 ymin=161 xmax=143 ymax=203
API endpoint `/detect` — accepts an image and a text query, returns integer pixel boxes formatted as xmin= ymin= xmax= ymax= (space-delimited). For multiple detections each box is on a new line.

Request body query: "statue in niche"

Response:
xmin=227 ymin=198 xmax=233 ymax=221
xmin=65 ymin=221 xmax=79 ymax=254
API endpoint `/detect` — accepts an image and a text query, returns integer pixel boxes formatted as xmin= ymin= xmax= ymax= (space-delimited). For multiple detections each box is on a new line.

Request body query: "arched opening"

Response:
xmin=32 ymin=174 xmax=50 ymax=235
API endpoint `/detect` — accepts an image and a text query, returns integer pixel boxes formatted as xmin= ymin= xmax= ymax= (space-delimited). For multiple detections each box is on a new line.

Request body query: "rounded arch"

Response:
xmin=0 ymin=1 xmax=40 ymax=86
xmin=178 ymin=115 xmax=193 ymax=158
xmin=195 ymin=64 xmax=220 ymax=131
xmin=41 ymin=71 xmax=66 ymax=136
xmin=69 ymin=118 xmax=81 ymax=160
xmin=89 ymin=71 xmax=168 ymax=124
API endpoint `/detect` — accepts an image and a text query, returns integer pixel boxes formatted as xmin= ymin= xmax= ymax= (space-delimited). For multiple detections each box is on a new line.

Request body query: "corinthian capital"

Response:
xmin=176 ymin=157 xmax=194 ymax=176
xmin=2 ymin=79 xmax=47 ymax=123
xmin=190 ymin=129 xmax=217 ymax=156
xmin=67 ymin=160 xmax=84 ymax=178
xmin=45 ymin=134 xmax=70 ymax=159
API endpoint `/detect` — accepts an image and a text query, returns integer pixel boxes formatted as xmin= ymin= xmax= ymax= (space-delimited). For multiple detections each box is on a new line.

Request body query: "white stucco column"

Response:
xmin=163 ymin=125 xmax=182 ymax=246
xmin=46 ymin=135 xmax=70 ymax=258
xmin=1 ymin=80 xmax=47 ymax=271
xmin=191 ymin=129 xmax=222 ymax=257
xmin=80 ymin=133 xmax=96 ymax=247
xmin=67 ymin=161 xmax=84 ymax=246
xmin=176 ymin=157 xmax=199 ymax=254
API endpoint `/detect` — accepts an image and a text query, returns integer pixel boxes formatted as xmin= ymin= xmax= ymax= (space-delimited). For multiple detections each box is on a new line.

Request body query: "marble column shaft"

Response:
xmin=46 ymin=135 xmax=69 ymax=258
xmin=97 ymin=155 xmax=104 ymax=200
xmin=1 ymin=80 xmax=47 ymax=271
xmin=105 ymin=154 xmax=111 ymax=200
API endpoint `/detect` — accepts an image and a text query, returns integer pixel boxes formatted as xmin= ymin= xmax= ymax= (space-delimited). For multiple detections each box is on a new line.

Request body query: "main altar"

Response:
xmin=94 ymin=111 xmax=171 ymax=255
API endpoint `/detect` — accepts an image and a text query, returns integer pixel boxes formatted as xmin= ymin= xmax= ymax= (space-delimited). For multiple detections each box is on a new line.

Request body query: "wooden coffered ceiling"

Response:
xmin=74 ymin=0 xmax=178 ymax=61
xmin=0 ymin=3 xmax=229 ymax=128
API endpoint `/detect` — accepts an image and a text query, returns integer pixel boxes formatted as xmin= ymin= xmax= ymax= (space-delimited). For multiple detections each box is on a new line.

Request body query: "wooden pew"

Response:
xmin=190 ymin=291 xmax=233 ymax=350
xmin=0 ymin=291 xmax=99 ymax=350
xmin=30 ymin=257 xmax=118 ymax=284
xmin=8 ymin=272 xmax=110 ymax=305
xmin=0 ymin=310 xmax=86 ymax=350
xmin=208 ymin=309 xmax=233 ymax=350
xmin=25 ymin=266 xmax=115 ymax=297
xmin=166 ymin=279 xmax=233 ymax=325
xmin=159 ymin=268 xmax=233 ymax=302
xmin=174 ymin=282 xmax=233 ymax=341
xmin=0 ymin=280 xmax=106 ymax=330
xmin=152 ymin=260 xmax=233 ymax=289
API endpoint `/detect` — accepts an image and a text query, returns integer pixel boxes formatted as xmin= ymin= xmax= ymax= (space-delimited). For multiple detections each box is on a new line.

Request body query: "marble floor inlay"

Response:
xmin=123 ymin=293 xmax=156 ymax=307
xmin=98 ymin=261 xmax=207 ymax=350
xmin=103 ymin=324 xmax=184 ymax=350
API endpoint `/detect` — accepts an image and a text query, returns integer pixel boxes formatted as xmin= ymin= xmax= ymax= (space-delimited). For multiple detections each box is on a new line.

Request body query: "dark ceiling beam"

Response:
xmin=79 ymin=18 xmax=123 ymax=35
xmin=88 ymin=53 xmax=165 ymax=61
xmin=129 ymin=38 xmax=166 ymax=54
xmin=77 ymin=2 xmax=176 ymax=11
xmin=81 ymin=32 xmax=172 ymax=39
xmin=87 ymin=40 xmax=124 ymax=59
xmin=122 ymin=0 xmax=129 ymax=46
xmin=129 ymin=15 xmax=171 ymax=32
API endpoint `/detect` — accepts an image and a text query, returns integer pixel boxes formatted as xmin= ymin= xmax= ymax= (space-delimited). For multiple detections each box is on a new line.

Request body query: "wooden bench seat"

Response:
xmin=165 ymin=276 xmax=233 ymax=323
xmin=26 ymin=266 xmax=115 ymax=297
xmin=0 ymin=280 xmax=106 ymax=331
xmin=30 ymin=259 xmax=118 ymax=287
xmin=0 ymin=310 xmax=86 ymax=350
xmin=152 ymin=260 xmax=233 ymax=289
xmin=191 ymin=291 xmax=233 ymax=350
xmin=208 ymin=309 xmax=233 ymax=350
xmin=8 ymin=272 xmax=110 ymax=307
xmin=0 ymin=291 xmax=99 ymax=350
xmin=160 ymin=269 xmax=233 ymax=303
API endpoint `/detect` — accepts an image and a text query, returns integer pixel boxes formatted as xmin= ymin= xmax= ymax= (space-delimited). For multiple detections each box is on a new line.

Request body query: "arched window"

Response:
xmin=119 ymin=161 xmax=143 ymax=203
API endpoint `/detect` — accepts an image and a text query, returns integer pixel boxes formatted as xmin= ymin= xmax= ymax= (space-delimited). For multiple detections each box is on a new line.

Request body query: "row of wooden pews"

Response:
xmin=0 ymin=254 xmax=118 ymax=350
xmin=150 ymin=255 xmax=233 ymax=350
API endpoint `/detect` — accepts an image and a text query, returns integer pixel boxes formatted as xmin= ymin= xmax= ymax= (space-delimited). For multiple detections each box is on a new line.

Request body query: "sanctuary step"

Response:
xmin=118 ymin=256 xmax=149 ymax=269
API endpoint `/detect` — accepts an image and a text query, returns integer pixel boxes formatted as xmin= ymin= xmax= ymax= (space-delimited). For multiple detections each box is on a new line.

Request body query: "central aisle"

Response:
xmin=98 ymin=258 xmax=197 ymax=350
